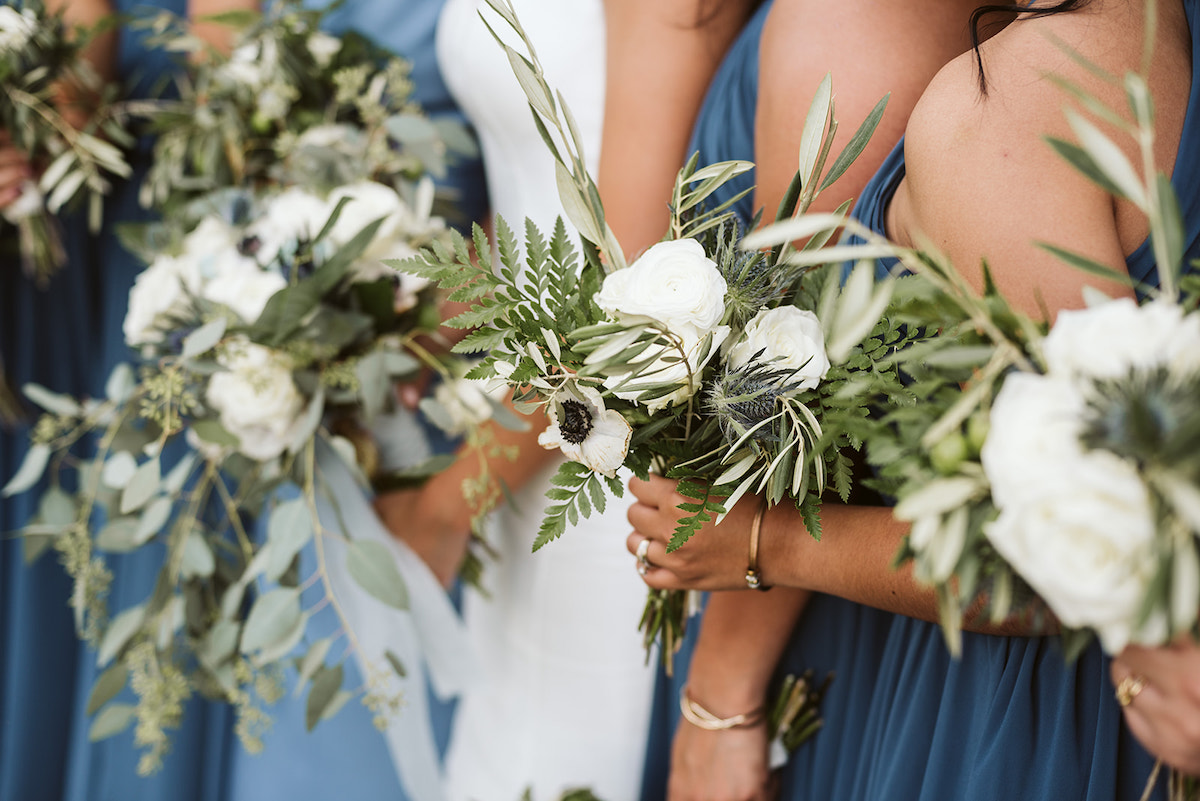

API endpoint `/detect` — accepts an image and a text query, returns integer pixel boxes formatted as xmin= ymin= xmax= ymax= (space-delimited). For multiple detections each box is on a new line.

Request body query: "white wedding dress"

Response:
xmin=436 ymin=2 xmax=656 ymax=800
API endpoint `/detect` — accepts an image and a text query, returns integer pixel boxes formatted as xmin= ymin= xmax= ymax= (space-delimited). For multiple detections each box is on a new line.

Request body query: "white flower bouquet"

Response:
xmin=844 ymin=40 xmax=1200 ymax=660
xmin=0 ymin=0 xmax=134 ymax=282
xmin=400 ymin=1 xmax=922 ymax=666
xmin=0 ymin=4 xmax=487 ymax=774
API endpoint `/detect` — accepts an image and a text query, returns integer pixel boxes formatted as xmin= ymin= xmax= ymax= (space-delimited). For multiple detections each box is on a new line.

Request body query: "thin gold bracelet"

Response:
xmin=679 ymin=688 xmax=765 ymax=731
xmin=745 ymin=498 xmax=770 ymax=591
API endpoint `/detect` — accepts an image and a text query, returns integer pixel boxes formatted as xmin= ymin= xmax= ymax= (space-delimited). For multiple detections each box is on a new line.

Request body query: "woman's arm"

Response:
xmin=599 ymin=0 xmax=754 ymax=252
xmin=188 ymin=0 xmax=258 ymax=56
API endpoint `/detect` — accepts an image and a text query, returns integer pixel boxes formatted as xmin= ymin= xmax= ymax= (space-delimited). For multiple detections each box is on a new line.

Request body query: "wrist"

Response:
xmin=684 ymin=674 xmax=769 ymax=720
xmin=680 ymin=686 xmax=766 ymax=731
xmin=758 ymin=503 xmax=804 ymax=589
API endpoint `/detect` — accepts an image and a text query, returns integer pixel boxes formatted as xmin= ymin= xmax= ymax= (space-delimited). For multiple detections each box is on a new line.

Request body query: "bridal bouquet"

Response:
xmin=134 ymin=0 xmax=469 ymax=218
xmin=847 ymin=44 xmax=1200 ymax=660
xmin=2 ymin=5 xmax=485 ymax=775
xmin=0 ymin=0 xmax=133 ymax=281
xmin=400 ymin=0 xmax=922 ymax=666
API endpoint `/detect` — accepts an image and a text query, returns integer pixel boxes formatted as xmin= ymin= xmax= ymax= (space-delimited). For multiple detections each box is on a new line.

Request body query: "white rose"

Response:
xmin=202 ymin=259 xmax=286 ymax=325
xmin=0 ymin=7 xmax=37 ymax=54
xmin=726 ymin=306 xmax=831 ymax=391
xmin=1044 ymin=297 xmax=1200 ymax=381
xmin=597 ymin=239 xmax=728 ymax=335
xmin=250 ymin=188 xmax=331 ymax=263
xmin=982 ymin=371 xmax=1157 ymax=652
xmin=123 ymin=254 xmax=202 ymax=346
xmin=219 ymin=43 xmax=266 ymax=89
xmin=306 ymin=31 xmax=342 ymax=67
xmin=206 ymin=340 xmax=306 ymax=461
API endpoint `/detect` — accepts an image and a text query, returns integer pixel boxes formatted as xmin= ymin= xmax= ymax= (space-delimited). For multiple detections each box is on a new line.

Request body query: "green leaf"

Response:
xmin=190 ymin=420 xmax=239 ymax=449
xmin=1035 ymin=242 xmax=1134 ymax=286
xmin=180 ymin=530 xmax=215 ymax=579
xmin=105 ymin=363 xmax=136 ymax=403
xmin=95 ymin=517 xmax=152 ymax=553
xmin=86 ymin=662 xmax=128 ymax=717
xmin=798 ymin=73 xmax=833 ymax=188
xmin=305 ymin=663 xmax=344 ymax=731
xmin=355 ymin=350 xmax=390 ymax=421
xmin=346 ymin=540 xmax=409 ymax=610
xmin=820 ymin=92 xmax=890 ymax=192
xmin=88 ymin=703 xmax=136 ymax=742
xmin=101 ymin=452 xmax=138 ymax=489
xmin=265 ymin=498 xmax=314 ymax=582
xmin=181 ymin=317 xmax=227 ymax=360
xmin=384 ymin=649 xmax=407 ymax=678
xmin=240 ymin=588 xmax=302 ymax=654
xmin=296 ymin=638 xmax=332 ymax=692
xmin=135 ymin=497 xmax=173 ymax=544
xmin=1063 ymin=108 xmax=1147 ymax=208
xmin=97 ymin=605 xmax=145 ymax=667
xmin=2 ymin=444 xmax=50 ymax=497
xmin=119 ymin=457 xmax=160 ymax=515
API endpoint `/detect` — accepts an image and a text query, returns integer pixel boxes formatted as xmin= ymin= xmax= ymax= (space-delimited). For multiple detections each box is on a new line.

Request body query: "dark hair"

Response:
xmin=970 ymin=1 xmax=1094 ymax=90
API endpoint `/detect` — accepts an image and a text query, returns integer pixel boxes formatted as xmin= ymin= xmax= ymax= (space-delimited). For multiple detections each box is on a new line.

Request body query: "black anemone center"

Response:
xmin=237 ymin=235 xmax=262 ymax=258
xmin=559 ymin=399 xmax=594 ymax=445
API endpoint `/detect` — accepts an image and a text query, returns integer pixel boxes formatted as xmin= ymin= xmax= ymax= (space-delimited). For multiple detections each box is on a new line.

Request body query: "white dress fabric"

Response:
xmin=436 ymin=2 xmax=656 ymax=800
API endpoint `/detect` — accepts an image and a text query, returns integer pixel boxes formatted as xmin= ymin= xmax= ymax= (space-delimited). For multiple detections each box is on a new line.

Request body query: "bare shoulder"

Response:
xmin=893 ymin=1 xmax=1186 ymax=316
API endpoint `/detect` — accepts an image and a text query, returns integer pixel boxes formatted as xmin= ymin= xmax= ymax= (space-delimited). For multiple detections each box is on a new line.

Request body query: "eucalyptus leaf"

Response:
xmin=1 ymin=444 xmax=50 ymax=497
xmin=296 ymin=637 xmax=333 ymax=693
xmin=119 ymin=457 xmax=160 ymax=515
xmin=135 ymin=497 xmax=173 ymax=544
xmin=86 ymin=662 xmax=128 ymax=717
xmin=180 ymin=530 xmax=216 ymax=579
xmin=305 ymin=663 xmax=344 ymax=731
xmin=355 ymin=350 xmax=390 ymax=421
xmin=23 ymin=383 xmax=81 ymax=416
xmin=346 ymin=540 xmax=409 ymax=610
xmin=95 ymin=517 xmax=151 ymax=553
xmin=265 ymin=498 xmax=314 ymax=581
xmin=384 ymin=649 xmax=407 ymax=678
xmin=240 ymin=588 xmax=302 ymax=654
xmin=97 ymin=605 xmax=146 ymax=667
xmin=181 ymin=317 xmax=228 ymax=360
xmin=105 ymin=363 xmax=136 ymax=403
xmin=102 ymin=452 xmax=138 ymax=489
xmin=88 ymin=703 xmax=136 ymax=742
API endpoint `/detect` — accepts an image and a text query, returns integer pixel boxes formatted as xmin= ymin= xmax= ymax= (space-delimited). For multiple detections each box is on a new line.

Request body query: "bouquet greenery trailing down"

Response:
xmin=398 ymin=0 xmax=926 ymax=670
xmin=0 ymin=0 xmax=134 ymax=282
xmin=2 ymin=3 xmax=487 ymax=774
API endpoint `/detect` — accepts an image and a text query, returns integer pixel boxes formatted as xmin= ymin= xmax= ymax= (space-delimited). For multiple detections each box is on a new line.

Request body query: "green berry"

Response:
xmin=930 ymin=432 xmax=969 ymax=475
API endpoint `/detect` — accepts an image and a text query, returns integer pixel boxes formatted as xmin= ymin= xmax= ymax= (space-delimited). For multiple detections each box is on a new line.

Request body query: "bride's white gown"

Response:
xmin=436 ymin=2 xmax=655 ymax=800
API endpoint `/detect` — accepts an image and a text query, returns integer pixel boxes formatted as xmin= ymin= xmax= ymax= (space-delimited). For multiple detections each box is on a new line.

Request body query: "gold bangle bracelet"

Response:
xmin=679 ymin=688 xmax=765 ymax=731
xmin=745 ymin=498 xmax=769 ymax=591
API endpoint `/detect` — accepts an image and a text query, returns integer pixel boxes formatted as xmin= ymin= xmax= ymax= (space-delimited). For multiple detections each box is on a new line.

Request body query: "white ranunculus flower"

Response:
xmin=0 ymin=7 xmax=37 ymax=54
xmin=982 ymin=371 xmax=1157 ymax=652
xmin=1043 ymin=297 xmax=1200 ymax=381
xmin=206 ymin=340 xmax=306 ymax=461
xmin=602 ymin=324 xmax=730 ymax=413
xmin=538 ymin=384 xmax=632 ymax=478
xmin=202 ymin=259 xmax=286 ymax=325
xmin=597 ymin=239 xmax=728 ymax=334
xmin=219 ymin=43 xmax=266 ymax=89
xmin=123 ymin=254 xmax=202 ymax=346
xmin=250 ymin=187 xmax=331 ymax=262
xmin=726 ymin=306 xmax=831 ymax=391
xmin=306 ymin=31 xmax=342 ymax=67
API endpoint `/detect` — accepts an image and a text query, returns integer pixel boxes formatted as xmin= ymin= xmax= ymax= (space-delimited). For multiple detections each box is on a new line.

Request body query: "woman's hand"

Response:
xmin=0 ymin=135 xmax=33 ymax=210
xmin=669 ymin=719 xmax=776 ymax=801
xmin=1111 ymin=638 xmax=1200 ymax=774
xmin=374 ymin=480 xmax=472 ymax=588
xmin=626 ymin=473 xmax=760 ymax=592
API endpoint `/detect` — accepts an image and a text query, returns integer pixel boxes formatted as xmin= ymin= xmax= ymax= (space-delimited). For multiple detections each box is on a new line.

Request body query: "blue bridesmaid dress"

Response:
xmin=223 ymin=4 xmax=486 ymax=801
xmin=644 ymin=0 xmax=1200 ymax=798
xmin=0 ymin=195 xmax=97 ymax=801
xmin=57 ymin=5 xmax=237 ymax=801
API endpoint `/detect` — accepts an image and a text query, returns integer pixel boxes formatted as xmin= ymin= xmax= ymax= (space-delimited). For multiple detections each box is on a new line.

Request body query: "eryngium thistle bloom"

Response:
xmin=705 ymin=219 xmax=806 ymax=329
xmin=707 ymin=360 xmax=809 ymax=446
xmin=1080 ymin=367 xmax=1200 ymax=477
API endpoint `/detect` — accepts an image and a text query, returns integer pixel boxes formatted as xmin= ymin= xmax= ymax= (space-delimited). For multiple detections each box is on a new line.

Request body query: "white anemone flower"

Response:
xmin=538 ymin=385 xmax=631 ymax=478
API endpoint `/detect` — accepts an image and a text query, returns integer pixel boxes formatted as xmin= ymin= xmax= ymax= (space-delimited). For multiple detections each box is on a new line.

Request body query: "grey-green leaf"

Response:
xmin=305 ymin=663 xmax=345 ymax=731
xmin=346 ymin=540 xmax=409 ymax=610
xmin=240 ymin=588 xmax=302 ymax=654
xmin=265 ymin=498 xmax=313 ymax=581
xmin=181 ymin=317 xmax=228 ymax=360
xmin=119 ymin=457 xmax=160 ymax=515
xmin=86 ymin=662 xmax=128 ymax=716
xmin=2 ymin=444 xmax=51 ymax=497
xmin=88 ymin=703 xmax=136 ymax=742
xmin=97 ymin=605 xmax=146 ymax=667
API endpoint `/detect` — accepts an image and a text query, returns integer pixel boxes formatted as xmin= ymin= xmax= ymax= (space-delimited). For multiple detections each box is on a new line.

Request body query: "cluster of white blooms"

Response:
xmin=982 ymin=298 xmax=1200 ymax=652
xmin=205 ymin=338 xmax=306 ymax=461
xmin=0 ymin=6 xmax=37 ymax=55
